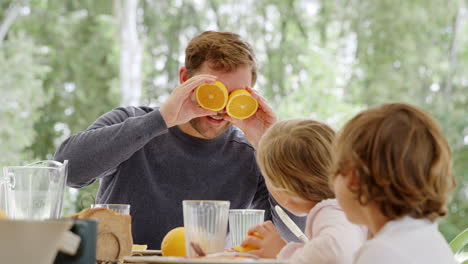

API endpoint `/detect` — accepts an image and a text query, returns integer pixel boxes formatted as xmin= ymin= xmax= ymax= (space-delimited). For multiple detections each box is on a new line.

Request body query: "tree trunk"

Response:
xmin=445 ymin=3 xmax=463 ymax=99
xmin=0 ymin=0 xmax=30 ymax=44
xmin=116 ymin=0 xmax=142 ymax=106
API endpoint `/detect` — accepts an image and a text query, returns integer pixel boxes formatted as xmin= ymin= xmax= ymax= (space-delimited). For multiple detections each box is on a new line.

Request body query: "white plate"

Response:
xmin=124 ymin=256 xmax=287 ymax=264
xmin=132 ymin=249 xmax=162 ymax=256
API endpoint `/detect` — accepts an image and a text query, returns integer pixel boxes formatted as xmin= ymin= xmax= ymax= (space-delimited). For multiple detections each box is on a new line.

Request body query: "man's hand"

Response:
xmin=240 ymin=220 xmax=286 ymax=258
xmin=224 ymin=88 xmax=277 ymax=149
xmin=160 ymin=74 xmax=217 ymax=128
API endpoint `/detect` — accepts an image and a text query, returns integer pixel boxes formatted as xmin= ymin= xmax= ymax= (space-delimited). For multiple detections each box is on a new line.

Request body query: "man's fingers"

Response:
xmin=191 ymin=105 xmax=216 ymax=117
xmin=247 ymin=87 xmax=267 ymax=104
xmin=255 ymin=95 xmax=274 ymax=114
xmin=246 ymin=88 xmax=275 ymax=116
xmin=186 ymin=74 xmax=217 ymax=87
xmin=176 ymin=74 xmax=217 ymax=96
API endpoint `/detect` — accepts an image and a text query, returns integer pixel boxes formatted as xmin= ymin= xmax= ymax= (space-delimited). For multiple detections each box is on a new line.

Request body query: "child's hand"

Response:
xmin=240 ymin=220 xmax=287 ymax=258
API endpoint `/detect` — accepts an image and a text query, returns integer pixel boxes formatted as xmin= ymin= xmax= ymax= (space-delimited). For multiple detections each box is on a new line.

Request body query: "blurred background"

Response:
xmin=0 ymin=0 xmax=466 ymax=241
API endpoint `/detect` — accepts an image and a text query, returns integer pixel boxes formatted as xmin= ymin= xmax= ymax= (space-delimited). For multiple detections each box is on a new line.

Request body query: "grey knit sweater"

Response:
xmin=54 ymin=106 xmax=305 ymax=249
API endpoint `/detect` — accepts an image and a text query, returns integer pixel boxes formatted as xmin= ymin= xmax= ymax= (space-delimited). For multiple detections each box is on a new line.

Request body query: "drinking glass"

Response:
xmin=183 ymin=200 xmax=230 ymax=257
xmin=2 ymin=160 xmax=68 ymax=220
xmin=228 ymin=209 xmax=265 ymax=247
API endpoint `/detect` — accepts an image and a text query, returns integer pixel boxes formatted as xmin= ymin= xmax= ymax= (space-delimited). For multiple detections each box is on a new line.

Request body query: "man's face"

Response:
xmin=182 ymin=63 xmax=253 ymax=139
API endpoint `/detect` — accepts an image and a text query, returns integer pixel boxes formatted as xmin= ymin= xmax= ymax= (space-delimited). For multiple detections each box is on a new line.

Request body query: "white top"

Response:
xmin=354 ymin=216 xmax=457 ymax=264
xmin=277 ymin=199 xmax=367 ymax=264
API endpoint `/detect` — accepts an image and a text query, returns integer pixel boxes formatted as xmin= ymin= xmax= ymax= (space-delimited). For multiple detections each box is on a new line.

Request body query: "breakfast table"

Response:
xmin=122 ymin=249 xmax=287 ymax=264
xmin=123 ymin=255 xmax=287 ymax=264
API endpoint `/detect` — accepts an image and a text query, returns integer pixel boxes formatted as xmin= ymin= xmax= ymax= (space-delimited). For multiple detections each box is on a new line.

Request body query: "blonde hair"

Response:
xmin=185 ymin=31 xmax=257 ymax=85
xmin=257 ymin=119 xmax=335 ymax=202
xmin=331 ymin=103 xmax=456 ymax=221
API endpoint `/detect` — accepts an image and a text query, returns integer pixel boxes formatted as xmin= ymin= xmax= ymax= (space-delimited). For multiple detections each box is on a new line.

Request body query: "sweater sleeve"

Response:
xmin=54 ymin=107 xmax=168 ymax=188
xmin=249 ymin=165 xmax=272 ymax=218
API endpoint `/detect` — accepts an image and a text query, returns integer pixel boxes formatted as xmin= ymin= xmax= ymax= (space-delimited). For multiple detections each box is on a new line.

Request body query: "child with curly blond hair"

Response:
xmin=241 ymin=119 xmax=367 ymax=264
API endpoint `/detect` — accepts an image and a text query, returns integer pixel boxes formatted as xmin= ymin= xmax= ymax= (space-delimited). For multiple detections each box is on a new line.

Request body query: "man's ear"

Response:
xmin=179 ymin=66 xmax=188 ymax=83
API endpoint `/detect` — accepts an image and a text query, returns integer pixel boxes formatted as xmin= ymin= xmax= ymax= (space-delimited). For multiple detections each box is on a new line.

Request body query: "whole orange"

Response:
xmin=0 ymin=210 xmax=7 ymax=219
xmin=161 ymin=227 xmax=186 ymax=257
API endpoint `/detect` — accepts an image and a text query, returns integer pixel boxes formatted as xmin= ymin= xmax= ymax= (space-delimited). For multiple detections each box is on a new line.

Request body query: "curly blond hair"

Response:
xmin=257 ymin=119 xmax=336 ymax=202
xmin=330 ymin=103 xmax=456 ymax=221
xmin=185 ymin=31 xmax=257 ymax=85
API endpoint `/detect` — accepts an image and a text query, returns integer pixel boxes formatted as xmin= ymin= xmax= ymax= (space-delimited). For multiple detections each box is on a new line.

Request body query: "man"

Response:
xmin=55 ymin=31 xmax=305 ymax=249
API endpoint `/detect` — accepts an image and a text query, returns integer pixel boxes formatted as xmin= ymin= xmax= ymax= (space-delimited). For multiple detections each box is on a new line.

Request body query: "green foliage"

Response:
xmin=315 ymin=0 xmax=468 ymax=241
xmin=0 ymin=34 xmax=49 ymax=166
xmin=0 ymin=0 xmax=466 ymax=241
xmin=16 ymin=0 xmax=120 ymax=159
xmin=1 ymin=0 xmax=118 ymax=215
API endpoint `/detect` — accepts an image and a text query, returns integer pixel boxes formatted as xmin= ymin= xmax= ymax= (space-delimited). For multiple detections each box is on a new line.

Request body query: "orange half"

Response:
xmin=231 ymin=245 xmax=256 ymax=252
xmin=195 ymin=81 xmax=228 ymax=111
xmin=231 ymin=232 xmax=262 ymax=252
xmin=226 ymin=89 xmax=258 ymax=120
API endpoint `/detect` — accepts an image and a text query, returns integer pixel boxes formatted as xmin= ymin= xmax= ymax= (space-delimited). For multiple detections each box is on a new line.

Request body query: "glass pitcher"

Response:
xmin=1 ymin=160 xmax=68 ymax=220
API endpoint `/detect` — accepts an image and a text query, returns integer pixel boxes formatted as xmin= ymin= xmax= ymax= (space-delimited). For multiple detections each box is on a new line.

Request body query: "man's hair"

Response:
xmin=257 ymin=119 xmax=336 ymax=202
xmin=330 ymin=103 xmax=456 ymax=221
xmin=185 ymin=31 xmax=257 ymax=85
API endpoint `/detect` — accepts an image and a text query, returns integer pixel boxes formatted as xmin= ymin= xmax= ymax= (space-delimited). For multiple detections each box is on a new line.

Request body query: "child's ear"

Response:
xmin=346 ymin=169 xmax=360 ymax=191
xmin=346 ymin=170 xmax=369 ymax=204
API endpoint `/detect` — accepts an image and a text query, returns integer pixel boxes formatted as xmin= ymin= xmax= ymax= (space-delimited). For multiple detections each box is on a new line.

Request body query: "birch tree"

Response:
xmin=115 ymin=0 xmax=142 ymax=106
xmin=0 ymin=0 xmax=29 ymax=44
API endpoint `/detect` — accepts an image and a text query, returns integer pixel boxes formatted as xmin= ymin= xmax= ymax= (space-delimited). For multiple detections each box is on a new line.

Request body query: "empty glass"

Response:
xmin=91 ymin=204 xmax=130 ymax=215
xmin=183 ymin=200 xmax=230 ymax=257
xmin=228 ymin=209 xmax=265 ymax=246
xmin=1 ymin=160 xmax=68 ymax=220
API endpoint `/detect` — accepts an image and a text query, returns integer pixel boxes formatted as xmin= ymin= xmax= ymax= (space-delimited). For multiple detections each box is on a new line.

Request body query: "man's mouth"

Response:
xmin=209 ymin=115 xmax=224 ymax=120
xmin=206 ymin=115 xmax=225 ymax=123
